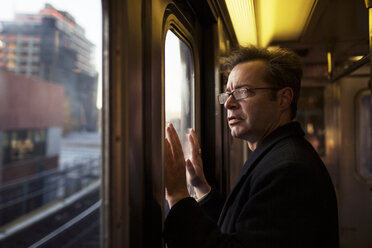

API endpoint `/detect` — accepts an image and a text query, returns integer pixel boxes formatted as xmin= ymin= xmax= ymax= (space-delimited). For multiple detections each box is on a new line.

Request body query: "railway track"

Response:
xmin=0 ymin=188 xmax=100 ymax=248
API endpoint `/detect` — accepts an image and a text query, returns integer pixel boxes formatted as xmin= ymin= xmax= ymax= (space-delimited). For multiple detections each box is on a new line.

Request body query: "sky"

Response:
xmin=0 ymin=0 xmax=102 ymax=108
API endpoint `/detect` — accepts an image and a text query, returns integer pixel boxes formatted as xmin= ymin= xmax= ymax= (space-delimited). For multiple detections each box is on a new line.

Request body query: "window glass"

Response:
xmin=0 ymin=1 xmax=102 ymax=247
xmin=165 ymin=30 xmax=195 ymax=195
xmin=356 ymin=90 xmax=372 ymax=182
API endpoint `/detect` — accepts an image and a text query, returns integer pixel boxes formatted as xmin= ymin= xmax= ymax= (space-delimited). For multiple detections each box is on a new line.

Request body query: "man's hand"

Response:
xmin=186 ymin=129 xmax=211 ymax=199
xmin=165 ymin=123 xmax=190 ymax=208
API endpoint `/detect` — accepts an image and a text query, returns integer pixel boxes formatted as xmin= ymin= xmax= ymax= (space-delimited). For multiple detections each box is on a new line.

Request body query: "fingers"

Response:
xmin=185 ymin=159 xmax=196 ymax=177
xmin=190 ymin=129 xmax=200 ymax=148
xmin=188 ymin=129 xmax=201 ymax=159
xmin=166 ymin=123 xmax=184 ymax=160
xmin=165 ymin=138 xmax=173 ymax=163
xmin=164 ymin=127 xmax=190 ymax=207
xmin=188 ymin=133 xmax=197 ymax=158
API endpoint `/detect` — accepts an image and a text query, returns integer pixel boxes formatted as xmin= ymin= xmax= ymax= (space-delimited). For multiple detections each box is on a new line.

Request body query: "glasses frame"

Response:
xmin=217 ymin=86 xmax=283 ymax=105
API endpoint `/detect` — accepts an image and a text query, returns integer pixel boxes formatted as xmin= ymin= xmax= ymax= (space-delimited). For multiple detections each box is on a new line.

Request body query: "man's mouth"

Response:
xmin=228 ymin=116 xmax=242 ymax=125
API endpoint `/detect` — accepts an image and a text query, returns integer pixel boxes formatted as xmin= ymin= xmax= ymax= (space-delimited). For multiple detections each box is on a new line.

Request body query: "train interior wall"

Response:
xmin=337 ymin=66 xmax=371 ymax=247
xmin=302 ymin=65 xmax=372 ymax=247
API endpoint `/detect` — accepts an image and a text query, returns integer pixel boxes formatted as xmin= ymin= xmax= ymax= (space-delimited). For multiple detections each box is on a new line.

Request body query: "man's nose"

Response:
xmin=224 ymin=94 xmax=238 ymax=109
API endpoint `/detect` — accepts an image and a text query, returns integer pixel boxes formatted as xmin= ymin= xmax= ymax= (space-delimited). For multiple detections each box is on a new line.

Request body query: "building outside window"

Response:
xmin=0 ymin=1 xmax=102 ymax=247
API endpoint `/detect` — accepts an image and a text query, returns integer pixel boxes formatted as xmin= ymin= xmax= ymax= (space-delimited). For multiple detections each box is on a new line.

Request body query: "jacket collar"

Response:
xmin=240 ymin=121 xmax=304 ymax=177
xmin=218 ymin=121 xmax=304 ymax=225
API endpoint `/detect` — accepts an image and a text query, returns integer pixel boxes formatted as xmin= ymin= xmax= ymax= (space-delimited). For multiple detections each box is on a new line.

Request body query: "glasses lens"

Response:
xmin=234 ymin=88 xmax=250 ymax=100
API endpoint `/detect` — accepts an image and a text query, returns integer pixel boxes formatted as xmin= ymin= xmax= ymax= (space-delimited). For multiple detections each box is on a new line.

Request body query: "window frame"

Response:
xmin=354 ymin=88 xmax=372 ymax=184
xmin=162 ymin=5 xmax=201 ymax=199
xmin=162 ymin=8 xmax=201 ymax=141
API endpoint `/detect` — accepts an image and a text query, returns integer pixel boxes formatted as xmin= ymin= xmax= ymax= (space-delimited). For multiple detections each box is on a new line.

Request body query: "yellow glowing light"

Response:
xmin=306 ymin=123 xmax=314 ymax=134
xmin=349 ymin=56 xmax=364 ymax=61
xmin=225 ymin=0 xmax=257 ymax=46
xmin=327 ymin=51 xmax=332 ymax=74
xmin=226 ymin=0 xmax=317 ymax=47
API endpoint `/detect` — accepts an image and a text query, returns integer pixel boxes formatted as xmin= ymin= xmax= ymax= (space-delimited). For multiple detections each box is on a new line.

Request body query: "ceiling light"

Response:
xmin=225 ymin=0 xmax=257 ymax=46
xmin=225 ymin=0 xmax=317 ymax=47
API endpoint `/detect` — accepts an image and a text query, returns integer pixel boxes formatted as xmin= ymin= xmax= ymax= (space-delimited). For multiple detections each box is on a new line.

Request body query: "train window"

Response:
xmin=355 ymin=90 xmax=372 ymax=183
xmin=0 ymin=1 xmax=102 ymax=247
xmin=164 ymin=29 xmax=195 ymax=195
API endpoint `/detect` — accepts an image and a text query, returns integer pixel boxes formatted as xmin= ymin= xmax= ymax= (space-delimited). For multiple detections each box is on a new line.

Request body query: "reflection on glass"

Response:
xmin=165 ymin=30 xmax=195 ymax=195
xmin=0 ymin=1 xmax=101 ymax=247
xmin=356 ymin=91 xmax=372 ymax=182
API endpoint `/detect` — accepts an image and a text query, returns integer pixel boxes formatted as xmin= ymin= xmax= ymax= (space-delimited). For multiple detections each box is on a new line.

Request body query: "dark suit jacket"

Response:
xmin=164 ymin=122 xmax=339 ymax=248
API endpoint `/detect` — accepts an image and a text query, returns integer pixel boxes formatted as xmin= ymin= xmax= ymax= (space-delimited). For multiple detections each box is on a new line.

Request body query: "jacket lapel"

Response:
xmin=218 ymin=122 xmax=304 ymax=226
xmin=217 ymin=140 xmax=275 ymax=225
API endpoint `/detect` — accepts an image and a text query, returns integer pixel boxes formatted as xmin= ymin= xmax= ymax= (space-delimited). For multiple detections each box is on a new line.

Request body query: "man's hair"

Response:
xmin=222 ymin=46 xmax=302 ymax=119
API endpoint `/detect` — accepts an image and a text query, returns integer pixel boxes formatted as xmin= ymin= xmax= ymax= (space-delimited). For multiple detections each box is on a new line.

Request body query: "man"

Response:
xmin=164 ymin=46 xmax=339 ymax=248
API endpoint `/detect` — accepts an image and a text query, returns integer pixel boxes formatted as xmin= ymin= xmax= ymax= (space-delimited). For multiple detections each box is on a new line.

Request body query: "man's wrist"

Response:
xmin=195 ymin=183 xmax=211 ymax=199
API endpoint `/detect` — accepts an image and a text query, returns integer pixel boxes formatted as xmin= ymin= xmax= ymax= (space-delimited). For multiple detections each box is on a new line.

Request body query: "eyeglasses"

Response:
xmin=217 ymin=87 xmax=283 ymax=105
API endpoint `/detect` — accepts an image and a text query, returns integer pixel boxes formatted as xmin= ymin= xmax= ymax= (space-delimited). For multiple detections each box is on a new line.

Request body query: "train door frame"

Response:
xmin=102 ymin=0 xmax=146 ymax=247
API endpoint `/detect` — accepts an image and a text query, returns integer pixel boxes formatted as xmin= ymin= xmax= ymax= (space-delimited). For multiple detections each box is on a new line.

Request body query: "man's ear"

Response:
xmin=278 ymin=87 xmax=293 ymax=111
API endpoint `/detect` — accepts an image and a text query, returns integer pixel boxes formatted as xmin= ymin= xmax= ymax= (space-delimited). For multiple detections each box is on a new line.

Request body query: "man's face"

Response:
xmin=225 ymin=60 xmax=281 ymax=142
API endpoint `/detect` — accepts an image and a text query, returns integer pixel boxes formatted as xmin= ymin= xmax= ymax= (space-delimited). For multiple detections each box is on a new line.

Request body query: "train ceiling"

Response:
xmin=225 ymin=0 xmax=370 ymax=80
